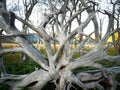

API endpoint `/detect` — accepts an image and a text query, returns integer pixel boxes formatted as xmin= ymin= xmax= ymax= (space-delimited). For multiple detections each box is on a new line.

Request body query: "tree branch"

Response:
xmin=13 ymin=69 xmax=57 ymax=90
xmin=67 ymin=12 xmax=95 ymax=41
xmin=15 ymin=15 xmax=56 ymax=42
xmin=104 ymin=55 xmax=120 ymax=61
xmin=80 ymin=0 xmax=99 ymax=41
xmin=0 ymin=74 xmax=28 ymax=81
xmin=0 ymin=33 xmax=37 ymax=37
xmin=0 ymin=15 xmax=49 ymax=70
xmin=54 ymin=12 xmax=94 ymax=63
xmin=63 ymin=6 xmax=90 ymax=31
xmin=0 ymin=47 xmax=24 ymax=56
xmin=67 ymin=50 xmax=107 ymax=70
xmin=71 ymin=32 xmax=95 ymax=56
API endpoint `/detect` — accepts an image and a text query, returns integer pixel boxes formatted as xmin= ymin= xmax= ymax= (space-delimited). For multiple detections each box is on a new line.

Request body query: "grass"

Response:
xmin=3 ymin=53 xmax=20 ymax=64
xmin=72 ymin=52 xmax=80 ymax=59
xmin=5 ymin=60 xmax=40 ymax=75
xmin=108 ymin=47 xmax=117 ymax=55
xmin=97 ymin=60 xmax=120 ymax=68
xmin=2 ymin=43 xmax=19 ymax=49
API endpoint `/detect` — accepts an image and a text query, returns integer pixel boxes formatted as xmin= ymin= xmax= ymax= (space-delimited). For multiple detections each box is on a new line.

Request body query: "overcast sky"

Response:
xmin=6 ymin=0 xmax=114 ymax=37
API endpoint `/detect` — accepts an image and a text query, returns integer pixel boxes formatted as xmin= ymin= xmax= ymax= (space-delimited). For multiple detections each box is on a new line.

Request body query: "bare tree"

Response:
xmin=0 ymin=0 xmax=120 ymax=90
xmin=22 ymin=0 xmax=38 ymax=33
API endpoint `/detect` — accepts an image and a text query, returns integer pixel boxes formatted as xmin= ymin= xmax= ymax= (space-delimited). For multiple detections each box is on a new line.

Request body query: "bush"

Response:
xmin=5 ymin=60 xmax=40 ymax=75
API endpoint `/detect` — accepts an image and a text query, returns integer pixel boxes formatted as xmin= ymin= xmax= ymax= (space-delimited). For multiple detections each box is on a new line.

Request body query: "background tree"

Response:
xmin=0 ymin=0 xmax=120 ymax=90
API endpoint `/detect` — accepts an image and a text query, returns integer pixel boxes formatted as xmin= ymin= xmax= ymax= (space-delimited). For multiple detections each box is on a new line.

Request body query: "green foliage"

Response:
xmin=39 ymin=47 xmax=47 ymax=56
xmin=3 ymin=51 xmax=42 ymax=75
xmin=5 ymin=60 xmax=40 ymax=75
xmin=116 ymin=73 xmax=120 ymax=82
xmin=72 ymin=52 xmax=80 ymax=59
xmin=116 ymin=73 xmax=120 ymax=89
xmin=108 ymin=47 xmax=117 ymax=56
xmin=0 ymin=84 xmax=10 ymax=90
xmin=97 ymin=60 xmax=120 ymax=68
xmin=3 ymin=53 xmax=20 ymax=64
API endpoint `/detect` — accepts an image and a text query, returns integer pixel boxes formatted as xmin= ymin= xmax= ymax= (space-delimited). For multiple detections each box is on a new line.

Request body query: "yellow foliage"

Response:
xmin=107 ymin=32 xmax=118 ymax=42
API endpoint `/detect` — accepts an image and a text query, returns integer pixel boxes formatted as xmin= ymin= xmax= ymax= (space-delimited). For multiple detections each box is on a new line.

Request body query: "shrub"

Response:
xmin=5 ymin=60 xmax=40 ymax=75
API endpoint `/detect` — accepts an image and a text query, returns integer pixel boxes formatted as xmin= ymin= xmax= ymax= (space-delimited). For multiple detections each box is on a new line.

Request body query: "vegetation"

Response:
xmin=107 ymin=32 xmax=119 ymax=42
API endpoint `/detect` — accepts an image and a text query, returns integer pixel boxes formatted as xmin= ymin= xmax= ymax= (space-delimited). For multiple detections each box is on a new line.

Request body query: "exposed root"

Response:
xmin=76 ymin=68 xmax=117 ymax=90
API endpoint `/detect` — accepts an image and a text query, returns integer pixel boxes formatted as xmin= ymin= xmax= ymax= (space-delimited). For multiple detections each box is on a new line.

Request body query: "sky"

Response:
xmin=6 ymin=0 xmax=114 ymax=37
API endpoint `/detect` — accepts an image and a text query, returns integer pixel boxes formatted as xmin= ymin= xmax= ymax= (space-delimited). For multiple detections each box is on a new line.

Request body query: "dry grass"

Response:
xmin=2 ymin=43 xmax=116 ymax=55
xmin=2 ymin=43 xmax=20 ymax=49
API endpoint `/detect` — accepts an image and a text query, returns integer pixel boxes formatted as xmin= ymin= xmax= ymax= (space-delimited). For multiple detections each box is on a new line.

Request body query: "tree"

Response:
xmin=0 ymin=0 xmax=120 ymax=90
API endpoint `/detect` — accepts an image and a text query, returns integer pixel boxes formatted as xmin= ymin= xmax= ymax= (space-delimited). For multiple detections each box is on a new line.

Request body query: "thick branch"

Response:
xmin=92 ymin=28 xmax=120 ymax=51
xmin=67 ymin=12 xmax=95 ymax=41
xmin=0 ymin=74 xmax=28 ymax=89
xmin=0 ymin=74 xmax=28 ymax=81
xmin=0 ymin=47 xmax=24 ymax=56
xmin=0 ymin=37 xmax=15 ymax=43
xmin=104 ymin=55 xmax=120 ymax=61
xmin=15 ymin=15 xmax=56 ymax=41
xmin=76 ymin=67 xmax=120 ymax=82
xmin=67 ymin=50 xmax=107 ymax=70
xmin=80 ymin=0 xmax=99 ymax=41
xmin=43 ymin=40 xmax=54 ymax=68
xmin=13 ymin=69 xmax=57 ymax=90
xmin=0 ymin=33 xmax=37 ymax=37
xmin=67 ymin=28 xmax=120 ymax=70
xmin=54 ymin=12 xmax=94 ymax=62
xmin=0 ymin=16 xmax=49 ymax=70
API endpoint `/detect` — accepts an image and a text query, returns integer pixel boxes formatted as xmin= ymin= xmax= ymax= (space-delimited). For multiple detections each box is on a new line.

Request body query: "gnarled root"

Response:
xmin=76 ymin=69 xmax=117 ymax=90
